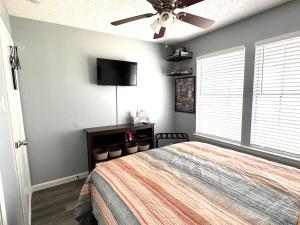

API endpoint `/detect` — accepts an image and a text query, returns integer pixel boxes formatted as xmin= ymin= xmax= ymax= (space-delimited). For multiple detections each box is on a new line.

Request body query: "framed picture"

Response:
xmin=175 ymin=76 xmax=195 ymax=113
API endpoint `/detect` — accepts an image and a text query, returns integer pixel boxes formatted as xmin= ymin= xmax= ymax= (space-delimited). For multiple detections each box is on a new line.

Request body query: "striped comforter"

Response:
xmin=75 ymin=142 xmax=300 ymax=225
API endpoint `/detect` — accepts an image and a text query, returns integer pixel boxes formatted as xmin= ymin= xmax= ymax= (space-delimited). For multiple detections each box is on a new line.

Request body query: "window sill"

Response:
xmin=193 ymin=133 xmax=300 ymax=168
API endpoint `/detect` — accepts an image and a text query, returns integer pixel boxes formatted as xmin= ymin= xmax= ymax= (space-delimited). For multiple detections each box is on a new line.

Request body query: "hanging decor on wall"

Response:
xmin=9 ymin=46 xmax=21 ymax=90
xmin=175 ymin=76 xmax=195 ymax=113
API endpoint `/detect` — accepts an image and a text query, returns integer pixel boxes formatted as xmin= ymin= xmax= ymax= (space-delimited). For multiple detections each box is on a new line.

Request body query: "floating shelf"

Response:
xmin=167 ymin=73 xmax=193 ymax=77
xmin=167 ymin=67 xmax=193 ymax=77
xmin=167 ymin=55 xmax=192 ymax=62
xmin=167 ymin=51 xmax=193 ymax=62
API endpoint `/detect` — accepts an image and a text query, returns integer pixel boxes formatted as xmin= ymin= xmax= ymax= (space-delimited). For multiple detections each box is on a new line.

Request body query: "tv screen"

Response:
xmin=97 ymin=58 xmax=137 ymax=86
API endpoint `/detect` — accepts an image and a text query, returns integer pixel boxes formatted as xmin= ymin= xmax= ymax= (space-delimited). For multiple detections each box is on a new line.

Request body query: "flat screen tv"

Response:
xmin=97 ymin=58 xmax=137 ymax=86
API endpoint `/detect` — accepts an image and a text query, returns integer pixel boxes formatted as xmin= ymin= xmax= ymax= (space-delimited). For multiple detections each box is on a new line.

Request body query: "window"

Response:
xmin=196 ymin=47 xmax=245 ymax=142
xmin=251 ymin=35 xmax=300 ymax=155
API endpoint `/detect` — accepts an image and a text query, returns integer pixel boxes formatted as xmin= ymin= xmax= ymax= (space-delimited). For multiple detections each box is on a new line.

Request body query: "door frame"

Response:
xmin=0 ymin=18 xmax=31 ymax=225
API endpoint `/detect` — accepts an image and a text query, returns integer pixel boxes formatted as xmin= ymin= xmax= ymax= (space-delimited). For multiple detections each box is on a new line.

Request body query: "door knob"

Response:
xmin=15 ymin=140 xmax=28 ymax=148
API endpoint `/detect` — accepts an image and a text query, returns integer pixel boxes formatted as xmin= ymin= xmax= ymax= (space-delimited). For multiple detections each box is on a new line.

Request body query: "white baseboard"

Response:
xmin=31 ymin=172 xmax=89 ymax=193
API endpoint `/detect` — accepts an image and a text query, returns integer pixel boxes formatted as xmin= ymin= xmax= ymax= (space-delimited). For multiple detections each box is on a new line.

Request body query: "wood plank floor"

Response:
xmin=31 ymin=179 xmax=85 ymax=225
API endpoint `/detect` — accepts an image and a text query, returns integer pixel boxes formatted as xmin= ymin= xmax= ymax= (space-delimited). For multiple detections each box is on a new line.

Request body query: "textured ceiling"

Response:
xmin=4 ymin=0 xmax=291 ymax=44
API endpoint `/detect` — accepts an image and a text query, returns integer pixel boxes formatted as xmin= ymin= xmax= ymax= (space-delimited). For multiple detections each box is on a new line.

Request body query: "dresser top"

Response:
xmin=84 ymin=123 xmax=154 ymax=134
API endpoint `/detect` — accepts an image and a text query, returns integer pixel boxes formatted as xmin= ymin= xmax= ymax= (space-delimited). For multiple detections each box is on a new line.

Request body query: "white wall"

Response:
xmin=10 ymin=16 xmax=174 ymax=185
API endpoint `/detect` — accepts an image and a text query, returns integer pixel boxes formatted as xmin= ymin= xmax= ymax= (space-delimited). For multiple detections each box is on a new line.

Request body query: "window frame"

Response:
xmin=193 ymin=31 xmax=300 ymax=163
xmin=250 ymin=31 xmax=300 ymax=157
xmin=195 ymin=45 xmax=246 ymax=144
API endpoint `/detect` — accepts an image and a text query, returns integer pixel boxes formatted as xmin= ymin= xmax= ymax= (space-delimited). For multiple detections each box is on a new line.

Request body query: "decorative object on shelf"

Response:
xmin=138 ymin=142 xmax=150 ymax=151
xmin=9 ymin=46 xmax=21 ymax=90
xmin=108 ymin=146 xmax=122 ymax=158
xmin=175 ymin=76 xmax=195 ymax=113
xmin=167 ymin=48 xmax=193 ymax=62
xmin=127 ymin=143 xmax=138 ymax=154
xmin=127 ymin=131 xmax=134 ymax=142
xmin=136 ymin=109 xmax=149 ymax=123
xmin=128 ymin=110 xmax=150 ymax=125
xmin=128 ymin=112 xmax=140 ymax=125
xmin=167 ymin=67 xmax=193 ymax=77
xmin=136 ymin=134 xmax=147 ymax=139
xmin=93 ymin=148 xmax=108 ymax=161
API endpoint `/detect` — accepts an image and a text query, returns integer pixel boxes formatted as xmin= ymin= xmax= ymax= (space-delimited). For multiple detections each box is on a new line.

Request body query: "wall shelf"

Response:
xmin=166 ymin=48 xmax=193 ymax=77
xmin=167 ymin=73 xmax=193 ymax=77
xmin=167 ymin=50 xmax=193 ymax=62
xmin=167 ymin=55 xmax=193 ymax=62
xmin=167 ymin=67 xmax=193 ymax=77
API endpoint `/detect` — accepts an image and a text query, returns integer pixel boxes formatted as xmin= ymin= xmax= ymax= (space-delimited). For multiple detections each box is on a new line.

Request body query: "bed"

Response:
xmin=75 ymin=141 xmax=300 ymax=225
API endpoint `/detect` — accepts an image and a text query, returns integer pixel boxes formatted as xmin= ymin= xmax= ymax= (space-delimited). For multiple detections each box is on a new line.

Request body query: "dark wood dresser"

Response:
xmin=85 ymin=123 xmax=155 ymax=172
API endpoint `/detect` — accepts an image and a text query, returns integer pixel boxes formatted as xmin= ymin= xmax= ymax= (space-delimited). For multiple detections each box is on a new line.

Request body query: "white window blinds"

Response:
xmin=251 ymin=35 xmax=300 ymax=155
xmin=196 ymin=47 xmax=245 ymax=142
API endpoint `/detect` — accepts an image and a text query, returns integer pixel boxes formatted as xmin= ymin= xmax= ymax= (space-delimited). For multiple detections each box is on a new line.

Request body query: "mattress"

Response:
xmin=75 ymin=141 xmax=300 ymax=225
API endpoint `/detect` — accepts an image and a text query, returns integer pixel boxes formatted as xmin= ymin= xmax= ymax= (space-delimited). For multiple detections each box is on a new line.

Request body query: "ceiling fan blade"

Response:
xmin=154 ymin=27 xmax=166 ymax=39
xmin=28 ymin=0 xmax=40 ymax=3
xmin=175 ymin=0 xmax=204 ymax=8
xmin=146 ymin=0 xmax=162 ymax=6
xmin=177 ymin=12 xmax=214 ymax=29
xmin=111 ymin=13 xmax=156 ymax=26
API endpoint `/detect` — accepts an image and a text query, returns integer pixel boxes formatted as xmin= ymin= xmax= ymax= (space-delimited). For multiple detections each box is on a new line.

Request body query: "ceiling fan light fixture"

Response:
xmin=171 ymin=18 xmax=183 ymax=31
xmin=111 ymin=0 xmax=215 ymax=40
xmin=150 ymin=18 xmax=161 ymax=34
xmin=159 ymin=12 xmax=174 ymax=28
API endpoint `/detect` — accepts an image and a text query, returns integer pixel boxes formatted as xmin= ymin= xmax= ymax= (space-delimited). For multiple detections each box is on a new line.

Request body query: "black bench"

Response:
xmin=155 ymin=133 xmax=189 ymax=148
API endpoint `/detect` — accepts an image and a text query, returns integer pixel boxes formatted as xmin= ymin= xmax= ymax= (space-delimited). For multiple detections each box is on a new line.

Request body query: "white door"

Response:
xmin=0 ymin=20 xmax=31 ymax=225
xmin=0 ymin=171 xmax=7 ymax=225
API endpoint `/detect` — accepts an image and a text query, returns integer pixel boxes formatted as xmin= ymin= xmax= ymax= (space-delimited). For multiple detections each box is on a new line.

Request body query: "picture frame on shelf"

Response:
xmin=175 ymin=76 xmax=195 ymax=113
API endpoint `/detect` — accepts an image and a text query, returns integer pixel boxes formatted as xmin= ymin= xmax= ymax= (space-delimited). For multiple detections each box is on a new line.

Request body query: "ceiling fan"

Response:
xmin=111 ymin=0 xmax=215 ymax=39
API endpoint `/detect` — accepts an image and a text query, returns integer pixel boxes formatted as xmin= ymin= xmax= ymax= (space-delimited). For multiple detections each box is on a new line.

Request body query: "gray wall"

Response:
xmin=0 ymin=1 xmax=24 ymax=224
xmin=173 ymin=0 xmax=300 ymax=165
xmin=10 ymin=16 xmax=174 ymax=185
